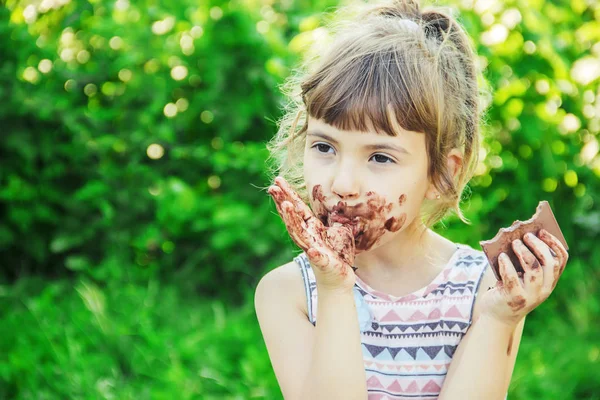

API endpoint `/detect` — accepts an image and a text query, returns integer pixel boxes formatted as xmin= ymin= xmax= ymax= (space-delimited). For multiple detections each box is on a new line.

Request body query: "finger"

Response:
xmin=511 ymin=239 xmax=540 ymax=274
xmin=278 ymin=180 xmax=313 ymax=222
xmin=268 ymin=186 xmax=289 ymax=220
xmin=268 ymin=186 xmax=285 ymax=212
xmin=498 ymin=252 xmax=524 ymax=295
xmin=537 ymin=229 xmax=569 ymax=290
xmin=275 ymin=185 xmax=329 ymax=259
xmin=273 ymin=177 xmax=293 ymax=205
xmin=536 ymin=230 xmax=566 ymax=267
xmin=282 ymin=201 xmax=325 ymax=252
xmin=272 ymin=194 xmax=307 ymax=248
xmin=281 ymin=201 xmax=310 ymax=251
xmin=538 ymin=229 xmax=568 ymax=267
xmin=282 ymin=200 xmax=309 ymax=229
xmin=522 ymin=232 xmax=555 ymax=267
xmin=273 ymin=182 xmax=326 ymax=242
xmin=275 ymin=176 xmax=314 ymax=222
xmin=511 ymin=238 xmax=543 ymax=292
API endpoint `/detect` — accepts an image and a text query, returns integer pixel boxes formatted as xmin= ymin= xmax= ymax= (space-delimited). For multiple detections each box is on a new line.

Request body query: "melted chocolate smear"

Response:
xmin=313 ymin=219 xmax=355 ymax=271
xmin=399 ymin=194 xmax=407 ymax=206
xmin=318 ymin=214 xmax=328 ymax=227
xmin=312 ymin=218 xmax=328 ymax=242
xmin=310 ymin=186 xmax=408 ymax=252
xmin=326 ymin=224 xmax=355 ymax=268
xmin=337 ymin=193 xmax=406 ymax=252
xmin=384 ymin=214 xmax=407 ymax=232
xmin=508 ymin=296 xmax=527 ymax=312
xmin=312 ymin=185 xmax=325 ymax=202
xmin=504 ymin=275 xmax=518 ymax=291
xmin=311 ymin=184 xmax=330 ymax=225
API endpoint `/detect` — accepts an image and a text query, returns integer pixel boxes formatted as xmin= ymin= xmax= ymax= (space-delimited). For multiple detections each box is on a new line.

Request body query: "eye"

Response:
xmin=370 ymin=153 xmax=395 ymax=164
xmin=312 ymin=142 xmax=335 ymax=154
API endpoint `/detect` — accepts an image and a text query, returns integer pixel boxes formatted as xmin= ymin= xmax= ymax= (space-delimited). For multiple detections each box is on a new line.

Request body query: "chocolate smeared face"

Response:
xmin=303 ymin=116 xmax=435 ymax=255
xmin=311 ymin=185 xmax=408 ymax=252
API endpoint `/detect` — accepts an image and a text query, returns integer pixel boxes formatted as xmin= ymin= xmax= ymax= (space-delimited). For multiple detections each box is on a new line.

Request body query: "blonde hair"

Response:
xmin=266 ymin=0 xmax=490 ymax=229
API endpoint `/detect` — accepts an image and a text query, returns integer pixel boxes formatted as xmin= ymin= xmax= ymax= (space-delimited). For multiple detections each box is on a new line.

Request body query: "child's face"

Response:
xmin=304 ymin=116 xmax=434 ymax=254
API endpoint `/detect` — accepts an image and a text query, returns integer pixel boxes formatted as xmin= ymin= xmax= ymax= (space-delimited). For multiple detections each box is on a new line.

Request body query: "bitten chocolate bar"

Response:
xmin=479 ymin=201 xmax=569 ymax=281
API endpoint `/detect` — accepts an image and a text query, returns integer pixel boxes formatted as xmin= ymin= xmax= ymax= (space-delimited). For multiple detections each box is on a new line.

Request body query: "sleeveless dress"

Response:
xmin=293 ymin=243 xmax=490 ymax=400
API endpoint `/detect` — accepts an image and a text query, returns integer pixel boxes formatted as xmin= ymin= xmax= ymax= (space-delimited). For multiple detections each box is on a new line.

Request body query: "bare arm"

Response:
xmin=258 ymin=177 xmax=368 ymax=399
xmin=440 ymin=228 xmax=568 ymax=399
xmin=255 ymin=265 xmax=367 ymax=400
xmin=300 ymin=286 xmax=368 ymax=399
xmin=438 ymin=302 xmax=525 ymax=399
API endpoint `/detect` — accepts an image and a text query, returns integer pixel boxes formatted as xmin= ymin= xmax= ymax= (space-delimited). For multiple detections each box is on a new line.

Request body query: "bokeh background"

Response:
xmin=1 ymin=0 xmax=599 ymax=398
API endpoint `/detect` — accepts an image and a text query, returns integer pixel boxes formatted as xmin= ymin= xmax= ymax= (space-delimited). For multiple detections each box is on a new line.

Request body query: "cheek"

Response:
xmin=352 ymin=192 xmax=410 ymax=251
xmin=308 ymin=183 xmax=328 ymax=223
xmin=303 ymin=152 xmax=318 ymax=183
xmin=303 ymin=154 xmax=329 ymax=189
xmin=383 ymin=213 xmax=407 ymax=232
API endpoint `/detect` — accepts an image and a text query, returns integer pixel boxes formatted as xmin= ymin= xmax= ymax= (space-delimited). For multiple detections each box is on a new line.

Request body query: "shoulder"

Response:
xmin=454 ymin=244 xmax=487 ymax=266
xmin=449 ymin=244 xmax=489 ymax=284
xmin=445 ymin=244 xmax=492 ymax=321
xmin=254 ymin=258 xmax=308 ymax=318
xmin=253 ymin=258 xmax=319 ymax=399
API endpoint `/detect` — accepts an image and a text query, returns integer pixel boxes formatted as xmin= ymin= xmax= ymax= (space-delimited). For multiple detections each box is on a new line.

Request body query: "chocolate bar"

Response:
xmin=479 ymin=201 xmax=569 ymax=281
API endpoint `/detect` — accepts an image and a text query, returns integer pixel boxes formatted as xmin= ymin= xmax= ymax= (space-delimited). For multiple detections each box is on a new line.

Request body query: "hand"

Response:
xmin=480 ymin=229 xmax=569 ymax=326
xmin=268 ymin=176 xmax=357 ymax=292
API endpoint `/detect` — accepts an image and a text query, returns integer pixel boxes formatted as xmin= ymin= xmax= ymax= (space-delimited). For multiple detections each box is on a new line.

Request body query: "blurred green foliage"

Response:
xmin=0 ymin=0 xmax=599 ymax=398
xmin=1 ymin=277 xmax=279 ymax=399
xmin=0 ymin=0 xmax=299 ymax=298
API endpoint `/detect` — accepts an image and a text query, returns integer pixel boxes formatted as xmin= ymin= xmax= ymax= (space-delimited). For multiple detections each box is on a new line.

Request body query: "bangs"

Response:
xmin=301 ymin=40 xmax=438 ymax=138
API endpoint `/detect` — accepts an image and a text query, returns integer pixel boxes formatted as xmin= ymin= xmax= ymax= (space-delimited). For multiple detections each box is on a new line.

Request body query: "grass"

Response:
xmin=1 ymin=257 xmax=598 ymax=399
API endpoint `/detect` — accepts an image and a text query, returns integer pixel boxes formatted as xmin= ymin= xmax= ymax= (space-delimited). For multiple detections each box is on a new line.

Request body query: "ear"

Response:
xmin=446 ymin=148 xmax=464 ymax=180
xmin=425 ymin=149 xmax=464 ymax=200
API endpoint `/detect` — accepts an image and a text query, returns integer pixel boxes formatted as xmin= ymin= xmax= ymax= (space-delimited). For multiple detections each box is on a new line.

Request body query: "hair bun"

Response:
xmin=391 ymin=0 xmax=420 ymax=16
xmin=374 ymin=0 xmax=420 ymax=19
xmin=421 ymin=11 xmax=455 ymax=43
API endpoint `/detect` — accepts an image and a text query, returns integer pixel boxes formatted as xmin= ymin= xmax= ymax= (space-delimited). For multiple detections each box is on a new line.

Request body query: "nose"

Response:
xmin=331 ymin=168 xmax=360 ymax=200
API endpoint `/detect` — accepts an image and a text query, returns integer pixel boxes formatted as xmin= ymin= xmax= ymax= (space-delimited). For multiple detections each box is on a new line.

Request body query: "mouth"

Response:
xmin=327 ymin=213 xmax=363 ymax=238
xmin=329 ymin=213 xmax=353 ymax=225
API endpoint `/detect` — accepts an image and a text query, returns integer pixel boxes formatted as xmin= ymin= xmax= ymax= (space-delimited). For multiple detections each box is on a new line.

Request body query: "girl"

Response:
xmin=254 ymin=1 xmax=569 ymax=399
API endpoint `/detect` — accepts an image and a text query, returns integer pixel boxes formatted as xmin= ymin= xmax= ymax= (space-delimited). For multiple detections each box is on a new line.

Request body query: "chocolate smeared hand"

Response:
xmin=326 ymin=222 xmax=355 ymax=268
xmin=312 ymin=185 xmax=408 ymax=252
xmin=480 ymin=201 xmax=569 ymax=282
xmin=268 ymin=177 xmax=355 ymax=280
xmin=477 ymin=201 xmax=570 ymax=328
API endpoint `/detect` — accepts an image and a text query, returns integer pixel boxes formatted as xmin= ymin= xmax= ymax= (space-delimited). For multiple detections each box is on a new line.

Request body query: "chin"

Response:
xmin=354 ymin=230 xmax=397 ymax=254
xmin=354 ymin=248 xmax=366 ymax=255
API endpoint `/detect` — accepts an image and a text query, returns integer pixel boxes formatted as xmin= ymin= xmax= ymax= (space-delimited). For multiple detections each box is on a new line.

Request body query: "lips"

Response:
xmin=329 ymin=214 xmax=352 ymax=224
xmin=328 ymin=213 xmax=363 ymax=238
